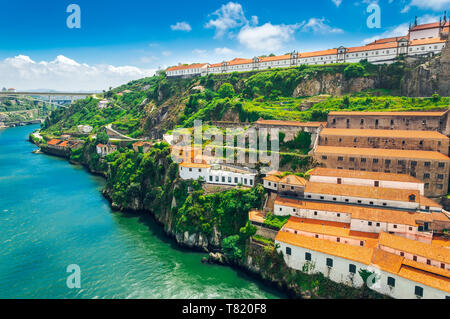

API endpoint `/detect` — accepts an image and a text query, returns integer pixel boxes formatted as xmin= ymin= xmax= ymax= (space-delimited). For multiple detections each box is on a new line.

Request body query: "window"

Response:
xmin=235 ymin=177 xmax=238 ymax=184
xmin=338 ymin=157 xmax=344 ymax=162
xmin=388 ymin=277 xmax=396 ymax=287
xmin=400 ymin=252 xmax=404 ymax=257
xmin=368 ymin=222 xmax=372 ymax=226
xmin=286 ymin=247 xmax=292 ymax=256
xmin=361 ymin=158 xmax=367 ymax=163
xmin=374 ymin=181 xmax=380 ymax=187
xmin=415 ymin=286 xmax=423 ymax=297
xmin=373 ymin=159 xmax=379 ymax=164
xmin=427 ymin=260 xmax=431 ymax=265
xmin=326 ymin=258 xmax=333 ymax=268
xmin=438 ymin=174 xmax=444 ymax=180
xmin=424 ymin=173 xmax=430 ymax=179
xmin=305 ymin=252 xmax=311 ymax=261
xmin=322 ymin=156 xmax=328 ymax=160
xmin=425 ymin=162 xmax=431 ymax=167
xmin=376 ymin=223 xmax=380 ymax=227
xmin=441 ymin=263 xmax=445 ymax=269
xmin=349 ymin=264 xmax=356 ymax=274
xmin=360 ymin=241 xmax=364 ymax=247
xmin=413 ymin=256 xmax=418 ymax=262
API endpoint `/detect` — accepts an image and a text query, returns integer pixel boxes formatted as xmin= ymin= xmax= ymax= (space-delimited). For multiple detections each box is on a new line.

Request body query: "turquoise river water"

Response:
xmin=0 ymin=125 xmax=284 ymax=299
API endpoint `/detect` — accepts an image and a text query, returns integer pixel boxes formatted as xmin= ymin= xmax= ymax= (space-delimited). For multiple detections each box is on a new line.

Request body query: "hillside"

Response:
xmin=0 ymin=97 xmax=49 ymax=124
xmin=42 ymin=60 xmax=450 ymax=140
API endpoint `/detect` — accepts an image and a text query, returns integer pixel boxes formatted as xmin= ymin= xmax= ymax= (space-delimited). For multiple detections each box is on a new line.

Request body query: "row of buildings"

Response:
xmin=258 ymin=167 xmax=450 ymax=299
xmin=166 ymin=17 xmax=449 ymax=77
xmin=313 ymin=110 xmax=450 ymax=198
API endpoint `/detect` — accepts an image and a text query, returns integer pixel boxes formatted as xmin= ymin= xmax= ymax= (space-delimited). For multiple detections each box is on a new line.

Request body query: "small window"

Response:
xmin=305 ymin=252 xmax=312 ymax=261
xmin=388 ymin=277 xmax=396 ymax=287
xmin=286 ymin=247 xmax=292 ymax=256
xmin=413 ymin=256 xmax=418 ymax=262
xmin=415 ymin=286 xmax=423 ymax=297
xmin=326 ymin=258 xmax=333 ymax=268
xmin=349 ymin=264 xmax=356 ymax=274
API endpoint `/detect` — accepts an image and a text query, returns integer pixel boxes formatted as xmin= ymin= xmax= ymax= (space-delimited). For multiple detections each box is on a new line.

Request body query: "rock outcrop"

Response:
xmin=401 ymin=37 xmax=450 ymax=97
xmin=293 ymin=73 xmax=376 ymax=97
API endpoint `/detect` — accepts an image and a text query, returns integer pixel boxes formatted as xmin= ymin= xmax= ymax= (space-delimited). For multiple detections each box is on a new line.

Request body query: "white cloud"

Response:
xmin=363 ymin=14 xmax=440 ymax=44
xmin=162 ymin=51 xmax=172 ymax=57
xmin=301 ymin=18 xmax=344 ymax=34
xmin=405 ymin=0 xmax=450 ymax=11
xmin=170 ymin=22 xmax=192 ymax=32
xmin=0 ymin=55 xmax=155 ymax=91
xmin=238 ymin=23 xmax=300 ymax=51
xmin=205 ymin=2 xmax=249 ymax=38
xmin=332 ymin=0 xmax=343 ymax=7
xmin=214 ymin=47 xmax=236 ymax=55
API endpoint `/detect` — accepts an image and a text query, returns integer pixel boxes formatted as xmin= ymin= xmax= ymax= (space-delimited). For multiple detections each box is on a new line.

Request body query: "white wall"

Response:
xmin=276 ymin=241 xmax=449 ymax=299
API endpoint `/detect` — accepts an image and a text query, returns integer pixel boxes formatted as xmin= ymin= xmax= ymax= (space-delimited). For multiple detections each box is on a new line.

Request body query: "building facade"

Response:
xmin=313 ymin=146 xmax=450 ymax=197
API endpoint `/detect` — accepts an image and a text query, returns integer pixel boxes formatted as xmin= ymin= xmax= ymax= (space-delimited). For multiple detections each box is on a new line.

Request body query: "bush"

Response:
xmin=218 ymin=83 xmax=235 ymax=99
xmin=344 ymin=64 xmax=365 ymax=79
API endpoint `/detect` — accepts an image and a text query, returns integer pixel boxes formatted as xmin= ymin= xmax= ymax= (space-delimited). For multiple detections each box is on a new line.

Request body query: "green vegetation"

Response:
xmin=252 ymin=235 xmax=275 ymax=246
xmin=263 ymin=212 xmax=289 ymax=230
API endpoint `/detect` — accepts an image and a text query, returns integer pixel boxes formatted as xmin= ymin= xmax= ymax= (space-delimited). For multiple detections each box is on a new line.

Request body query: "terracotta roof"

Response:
xmin=263 ymin=175 xmax=281 ymax=183
xmin=378 ymin=232 xmax=450 ymax=264
xmin=305 ymin=181 xmax=421 ymax=202
xmin=167 ymin=63 xmax=208 ymax=72
xmin=275 ymin=231 xmax=375 ymax=265
xmin=259 ymin=54 xmax=291 ymax=62
xmin=300 ymin=48 xmax=338 ymax=58
xmin=255 ymin=119 xmax=326 ymax=127
xmin=398 ymin=265 xmax=450 ymax=293
xmin=402 ymin=259 xmax=450 ymax=279
xmin=266 ymin=170 xmax=284 ymax=177
xmin=371 ymin=248 xmax=405 ymax=274
xmin=280 ymin=175 xmax=307 ymax=186
xmin=410 ymin=22 xmax=450 ymax=31
xmin=59 ymin=141 xmax=69 ymax=147
xmin=283 ymin=217 xmax=379 ymax=248
xmin=274 ymin=196 xmax=433 ymax=226
xmin=320 ymin=128 xmax=448 ymax=140
xmin=133 ymin=141 xmax=152 ymax=147
xmin=409 ymin=38 xmax=447 ymax=46
xmin=432 ymin=212 xmax=450 ymax=223
xmin=347 ymin=41 xmax=398 ymax=53
xmin=97 ymin=144 xmax=106 ymax=148
xmin=47 ymin=139 xmax=62 ymax=146
xmin=179 ymin=162 xmax=210 ymax=169
xmin=328 ymin=111 xmax=448 ymax=117
xmin=419 ymin=196 xmax=442 ymax=209
xmin=310 ymin=167 xmax=423 ymax=184
xmin=369 ymin=36 xmax=409 ymax=45
xmin=228 ymin=58 xmax=253 ymax=66
xmin=249 ymin=210 xmax=266 ymax=224
xmin=315 ymin=146 xmax=450 ymax=161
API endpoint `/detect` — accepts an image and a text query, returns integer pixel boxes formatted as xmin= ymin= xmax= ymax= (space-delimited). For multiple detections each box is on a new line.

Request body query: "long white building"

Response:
xmin=166 ymin=17 xmax=449 ymax=78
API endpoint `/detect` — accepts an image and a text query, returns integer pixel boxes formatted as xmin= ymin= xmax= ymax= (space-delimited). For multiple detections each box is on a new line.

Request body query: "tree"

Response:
xmin=344 ymin=64 xmax=365 ymax=78
xmin=96 ymin=131 xmax=109 ymax=144
xmin=222 ymin=235 xmax=243 ymax=260
xmin=218 ymin=83 xmax=235 ymax=99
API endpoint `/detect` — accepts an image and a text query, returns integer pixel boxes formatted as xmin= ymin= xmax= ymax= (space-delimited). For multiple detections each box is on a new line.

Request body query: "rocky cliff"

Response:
xmin=401 ymin=37 xmax=450 ymax=97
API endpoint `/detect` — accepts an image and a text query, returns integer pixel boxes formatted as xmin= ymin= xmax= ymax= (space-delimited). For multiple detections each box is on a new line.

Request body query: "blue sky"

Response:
xmin=0 ymin=0 xmax=448 ymax=90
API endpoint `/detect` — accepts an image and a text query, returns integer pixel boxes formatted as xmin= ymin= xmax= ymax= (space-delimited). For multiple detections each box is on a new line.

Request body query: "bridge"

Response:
xmin=0 ymin=91 xmax=97 ymax=108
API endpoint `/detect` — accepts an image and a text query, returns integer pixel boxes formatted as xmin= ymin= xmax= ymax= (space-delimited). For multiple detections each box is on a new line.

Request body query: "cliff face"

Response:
xmin=401 ymin=38 xmax=450 ymax=97
xmin=293 ymin=74 xmax=377 ymax=97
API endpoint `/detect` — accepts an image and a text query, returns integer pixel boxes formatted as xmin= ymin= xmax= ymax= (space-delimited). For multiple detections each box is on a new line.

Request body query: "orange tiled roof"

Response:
xmin=259 ymin=54 xmax=291 ymax=62
xmin=310 ymin=167 xmax=423 ymax=184
xmin=59 ymin=141 xmax=69 ymax=147
xmin=167 ymin=63 xmax=208 ymax=72
xmin=314 ymin=146 xmax=450 ymax=161
xmin=378 ymin=232 xmax=450 ymax=264
xmin=369 ymin=36 xmax=409 ymax=45
xmin=275 ymin=231 xmax=375 ymax=265
xmin=409 ymin=38 xmax=447 ymax=46
xmin=371 ymin=248 xmax=405 ymax=274
xmin=419 ymin=196 xmax=442 ymax=209
xmin=398 ymin=265 xmax=450 ymax=293
xmin=410 ymin=22 xmax=449 ymax=31
xmin=274 ymin=196 xmax=433 ymax=226
xmin=305 ymin=181 xmax=421 ymax=202
xmin=402 ymin=258 xmax=450 ymax=279
xmin=300 ymin=48 xmax=338 ymax=58
xmin=249 ymin=210 xmax=266 ymax=224
xmin=280 ymin=175 xmax=307 ymax=186
xmin=179 ymin=162 xmax=210 ymax=169
xmin=47 ymin=139 xmax=62 ymax=146
xmin=255 ymin=119 xmax=326 ymax=127
xmin=328 ymin=110 xmax=448 ymax=117
xmin=320 ymin=128 xmax=448 ymax=140
xmin=263 ymin=175 xmax=281 ymax=183
xmin=347 ymin=41 xmax=398 ymax=53
xmin=228 ymin=58 xmax=253 ymax=66
xmin=283 ymin=217 xmax=379 ymax=248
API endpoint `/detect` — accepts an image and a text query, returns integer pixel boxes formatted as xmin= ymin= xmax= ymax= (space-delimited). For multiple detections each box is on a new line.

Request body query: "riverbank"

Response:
xmin=1 ymin=125 xmax=282 ymax=299
xmin=31 ymin=133 xmax=387 ymax=299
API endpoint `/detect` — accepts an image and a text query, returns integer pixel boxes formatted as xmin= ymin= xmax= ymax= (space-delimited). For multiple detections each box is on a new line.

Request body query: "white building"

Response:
xmin=96 ymin=143 xmax=117 ymax=157
xmin=309 ymin=168 xmax=425 ymax=195
xmin=276 ymin=230 xmax=450 ymax=299
xmin=98 ymin=100 xmax=109 ymax=109
xmin=179 ymin=162 xmax=256 ymax=187
xmin=167 ymin=18 xmax=449 ymax=78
